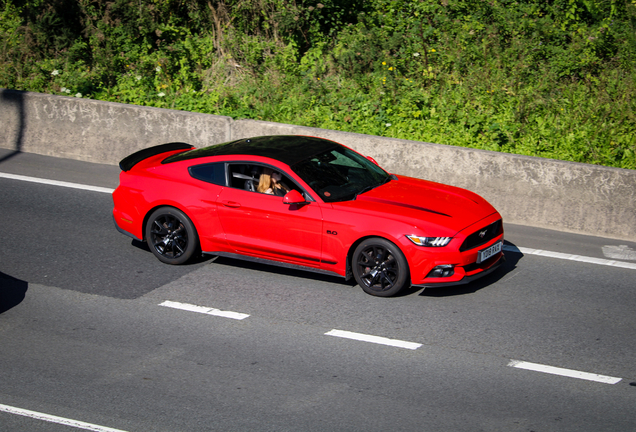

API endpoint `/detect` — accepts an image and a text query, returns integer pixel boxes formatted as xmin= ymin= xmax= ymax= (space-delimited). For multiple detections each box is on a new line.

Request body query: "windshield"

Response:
xmin=291 ymin=146 xmax=391 ymax=202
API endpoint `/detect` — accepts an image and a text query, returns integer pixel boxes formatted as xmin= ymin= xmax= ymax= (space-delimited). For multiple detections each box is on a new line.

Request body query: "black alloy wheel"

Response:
xmin=145 ymin=207 xmax=198 ymax=265
xmin=352 ymin=238 xmax=409 ymax=297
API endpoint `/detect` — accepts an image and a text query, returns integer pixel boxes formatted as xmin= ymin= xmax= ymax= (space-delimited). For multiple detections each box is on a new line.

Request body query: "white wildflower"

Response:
xmin=413 ymin=52 xmax=420 ymax=57
xmin=158 ymin=92 xmax=165 ymax=97
xmin=385 ymin=123 xmax=392 ymax=127
xmin=156 ymin=66 xmax=161 ymax=72
xmin=136 ymin=75 xmax=142 ymax=81
xmin=75 ymin=93 xmax=82 ymax=98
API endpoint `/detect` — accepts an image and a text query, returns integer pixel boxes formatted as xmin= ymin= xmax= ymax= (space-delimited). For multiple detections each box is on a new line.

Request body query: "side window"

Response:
xmin=189 ymin=163 xmax=226 ymax=186
xmin=228 ymin=164 xmax=262 ymax=191
xmin=228 ymin=163 xmax=312 ymax=200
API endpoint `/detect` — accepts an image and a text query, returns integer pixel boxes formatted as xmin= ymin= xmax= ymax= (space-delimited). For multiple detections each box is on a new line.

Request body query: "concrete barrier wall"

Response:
xmin=0 ymin=89 xmax=232 ymax=163
xmin=2 ymin=89 xmax=635 ymax=241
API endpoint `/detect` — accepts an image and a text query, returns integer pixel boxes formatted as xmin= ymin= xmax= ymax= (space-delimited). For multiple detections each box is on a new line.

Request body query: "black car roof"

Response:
xmin=162 ymin=135 xmax=340 ymax=166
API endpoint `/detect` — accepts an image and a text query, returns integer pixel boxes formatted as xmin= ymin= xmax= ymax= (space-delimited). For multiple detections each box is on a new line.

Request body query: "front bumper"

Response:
xmin=406 ymin=214 xmax=504 ymax=287
xmin=411 ymin=252 xmax=505 ymax=288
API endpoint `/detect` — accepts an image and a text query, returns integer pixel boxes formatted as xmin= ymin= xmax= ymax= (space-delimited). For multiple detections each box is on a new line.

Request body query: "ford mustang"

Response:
xmin=112 ymin=135 xmax=504 ymax=296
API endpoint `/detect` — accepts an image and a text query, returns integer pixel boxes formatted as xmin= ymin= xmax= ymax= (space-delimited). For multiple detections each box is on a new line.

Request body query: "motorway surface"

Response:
xmin=1 ymin=149 xmax=635 ymax=431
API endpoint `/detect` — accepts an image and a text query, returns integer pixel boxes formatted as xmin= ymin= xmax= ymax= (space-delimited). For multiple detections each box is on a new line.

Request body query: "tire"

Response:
xmin=145 ymin=207 xmax=199 ymax=265
xmin=352 ymin=238 xmax=410 ymax=297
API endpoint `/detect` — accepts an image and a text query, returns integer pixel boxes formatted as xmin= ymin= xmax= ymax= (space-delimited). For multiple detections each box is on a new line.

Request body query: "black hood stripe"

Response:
xmin=358 ymin=196 xmax=451 ymax=217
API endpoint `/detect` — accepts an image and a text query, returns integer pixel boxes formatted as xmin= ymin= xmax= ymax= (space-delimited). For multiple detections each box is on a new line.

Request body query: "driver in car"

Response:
xmin=257 ymin=168 xmax=291 ymax=196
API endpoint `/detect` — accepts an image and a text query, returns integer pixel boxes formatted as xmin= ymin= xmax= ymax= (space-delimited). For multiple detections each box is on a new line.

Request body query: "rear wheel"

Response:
xmin=146 ymin=207 xmax=198 ymax=265
xmin=352 ymin=238 xmax=410 ymax=297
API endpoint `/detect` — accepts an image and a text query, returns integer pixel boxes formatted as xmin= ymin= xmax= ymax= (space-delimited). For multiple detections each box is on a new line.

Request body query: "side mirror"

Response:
xmin=282 ymin=190 xmax=307 ymax=205
xmin=366 ymin=156 xmax=379 ymax=166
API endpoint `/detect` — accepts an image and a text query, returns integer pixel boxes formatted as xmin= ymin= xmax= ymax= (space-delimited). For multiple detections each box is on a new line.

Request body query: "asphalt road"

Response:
xmin=1 ymin=149 xmax=636 ymax=431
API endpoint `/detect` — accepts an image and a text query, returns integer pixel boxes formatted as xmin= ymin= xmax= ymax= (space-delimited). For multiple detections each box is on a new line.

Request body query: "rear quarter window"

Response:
xmin=189 ymin=163 xmax=226 ymax=186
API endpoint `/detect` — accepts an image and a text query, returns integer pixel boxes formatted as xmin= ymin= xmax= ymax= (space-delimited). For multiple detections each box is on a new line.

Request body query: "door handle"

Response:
xmin=221 ymin=200 xmax=241 ymax=208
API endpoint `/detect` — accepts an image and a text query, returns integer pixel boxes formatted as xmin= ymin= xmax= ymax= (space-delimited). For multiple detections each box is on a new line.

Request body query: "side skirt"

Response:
xmin=203 ymin=251 xmax=344 ymax=279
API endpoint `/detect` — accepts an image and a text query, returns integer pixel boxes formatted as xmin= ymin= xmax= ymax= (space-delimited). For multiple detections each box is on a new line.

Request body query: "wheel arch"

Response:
xmin=141 ymin=203 xmax=200 ymax=242
xmin=345 ymin=235 xmax=409 ymax=281
xmin=348 ymin=235 xmax=412 ymax=297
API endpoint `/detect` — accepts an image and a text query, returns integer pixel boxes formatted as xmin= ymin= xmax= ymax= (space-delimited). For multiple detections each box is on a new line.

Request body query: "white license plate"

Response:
xmin=476 ymin=241 xmax=503 ymax=263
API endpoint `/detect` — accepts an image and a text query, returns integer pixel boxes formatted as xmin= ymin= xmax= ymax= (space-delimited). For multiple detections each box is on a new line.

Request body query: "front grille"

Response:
xmin=459 ymin=219 xmax=503 ymax=252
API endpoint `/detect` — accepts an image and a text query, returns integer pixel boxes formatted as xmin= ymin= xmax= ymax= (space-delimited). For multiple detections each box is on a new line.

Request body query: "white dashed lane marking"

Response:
xmin=0 ymin=403 xmax=128 ymax=432
xmin=159 ymin=300 xmax=250 ymax=320
xmin=158 ymin=303 xmax=627 ymax=383
xmin=508 ymin=360 xmax=622 ymax=384
xmin=325 ymin=329 xmax=422 ymax=350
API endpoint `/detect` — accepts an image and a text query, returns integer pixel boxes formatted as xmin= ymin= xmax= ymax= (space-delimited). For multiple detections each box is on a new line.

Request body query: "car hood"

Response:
xmin=332 ymin=175 xmax=498 ymax=235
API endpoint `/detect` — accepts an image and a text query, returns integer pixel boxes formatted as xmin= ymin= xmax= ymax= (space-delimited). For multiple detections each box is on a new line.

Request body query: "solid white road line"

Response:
xmin=325 ymin=329 xmax=422 ymax=350
xmin=0 ymin=403 xmax=128 ymax=432
xmin=3 ymin=171 xmax=635 ymax=271
xmin=0 ymin=172 xmax=114 ymax=194
xmin=159 ymin=300 xmax=250 ymax=320
xmin=503 ymin=244 xmax=636 ymax=270
xmin=508 ymin=360 xmax=622 ymax=384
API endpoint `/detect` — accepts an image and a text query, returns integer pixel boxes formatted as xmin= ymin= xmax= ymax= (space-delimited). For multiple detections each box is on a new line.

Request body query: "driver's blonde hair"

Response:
xmin=257 ymin=168 xmax=273 ymax=193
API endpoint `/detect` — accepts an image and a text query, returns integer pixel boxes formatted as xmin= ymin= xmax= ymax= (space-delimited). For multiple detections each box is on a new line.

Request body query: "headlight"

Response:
xmin=406 ymin=235 xmax=452 ymax=247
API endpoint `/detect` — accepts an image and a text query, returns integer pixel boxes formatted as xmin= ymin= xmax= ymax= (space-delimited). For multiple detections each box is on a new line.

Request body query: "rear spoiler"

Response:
xmin=119 ymin=142 xmax=194 ymax=171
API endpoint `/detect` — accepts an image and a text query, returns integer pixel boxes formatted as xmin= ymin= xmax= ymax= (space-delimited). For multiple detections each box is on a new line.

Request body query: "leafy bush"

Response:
xmin=1 ymin=0 xmax=634 ymax=169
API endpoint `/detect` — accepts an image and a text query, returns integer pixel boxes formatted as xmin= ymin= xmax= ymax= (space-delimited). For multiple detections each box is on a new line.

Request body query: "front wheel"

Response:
xmin=146 ymin=207 xmax=199 ymax=265
xmin=352 ymin=238 xmax=410 ymax=297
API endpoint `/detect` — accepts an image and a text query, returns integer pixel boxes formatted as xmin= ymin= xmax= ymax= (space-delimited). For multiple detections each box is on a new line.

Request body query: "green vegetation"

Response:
xmin=1 ymin=0 xmax=635 ymax=169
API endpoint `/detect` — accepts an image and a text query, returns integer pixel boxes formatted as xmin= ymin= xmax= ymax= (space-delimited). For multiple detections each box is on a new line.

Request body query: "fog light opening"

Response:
xmin=427 ymin=265 xmax=455 ymax=278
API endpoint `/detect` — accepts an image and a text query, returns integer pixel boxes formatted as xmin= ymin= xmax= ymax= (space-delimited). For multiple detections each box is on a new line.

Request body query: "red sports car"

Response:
xmin=112 ymin=135 xmax=504 ymax=296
